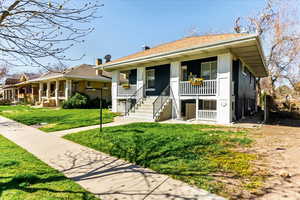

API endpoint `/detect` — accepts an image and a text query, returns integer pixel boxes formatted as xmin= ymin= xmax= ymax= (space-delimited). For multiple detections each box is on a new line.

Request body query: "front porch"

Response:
xmin=39 ymin=79 xmax=71 ymax=106
xmin=113 ymin=56 xmax=221 ymax=122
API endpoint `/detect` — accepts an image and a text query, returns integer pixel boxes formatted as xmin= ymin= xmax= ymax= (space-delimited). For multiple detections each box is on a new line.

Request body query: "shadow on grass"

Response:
xmin=0 ymin=173 xmax=93 ymax=200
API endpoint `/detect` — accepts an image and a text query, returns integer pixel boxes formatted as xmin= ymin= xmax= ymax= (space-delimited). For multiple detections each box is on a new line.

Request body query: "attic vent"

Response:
xmin=142 ymin=45 xmax=150 ymax=51
xmin=104 ymin=54 xmax=112 ymax=63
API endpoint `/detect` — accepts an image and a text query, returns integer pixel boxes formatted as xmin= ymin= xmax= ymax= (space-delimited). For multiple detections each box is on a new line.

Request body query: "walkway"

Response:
xmin=51 ymin=117 xmax=144 ymax=137
xmin=0 ymin=116 xmax=225 ymax=200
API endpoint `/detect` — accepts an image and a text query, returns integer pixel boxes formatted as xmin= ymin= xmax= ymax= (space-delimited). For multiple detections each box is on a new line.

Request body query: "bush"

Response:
xmin=62 ymin=93 xmax=111 ymax=109
xmin=0 ymin=99 xmax=11 ymax=105
xmin=62 ymin=93 xmax=89 ymax=109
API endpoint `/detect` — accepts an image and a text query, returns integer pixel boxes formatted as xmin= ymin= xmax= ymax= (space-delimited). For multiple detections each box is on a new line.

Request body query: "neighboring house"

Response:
xmin=2 ymin=73 xmax=41 ymax=104
xmin=2 ymin=75 xmax=21 ymax=103
xmin=96 ymin=33 xmax=267 ymax=124
xmin=28 ymin=64 xmax=112 ymax=107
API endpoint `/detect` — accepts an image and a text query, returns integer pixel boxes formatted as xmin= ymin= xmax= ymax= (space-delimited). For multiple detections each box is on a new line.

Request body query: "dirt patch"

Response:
xmin=248 ymin=121 xmax=300 ymax=200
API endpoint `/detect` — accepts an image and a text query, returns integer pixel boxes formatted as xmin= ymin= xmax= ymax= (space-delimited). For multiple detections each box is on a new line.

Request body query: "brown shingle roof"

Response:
xmin=107 ymin=33 xmax=249 ymax=65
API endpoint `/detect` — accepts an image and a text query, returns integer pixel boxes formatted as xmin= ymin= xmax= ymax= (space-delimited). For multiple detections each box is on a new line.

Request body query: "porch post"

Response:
xmin=65 ymin=80 xmax=72 ymax=100
xmin=38 ymin=82 xmax=43 ymax=102
xmin=46 ymin=81 xmax=51 ymax=99
xmin=196 ymin=97 xmax=199 ymax=120
xmin=112 ymin=70 xmax=120 ymax=112
xmin=216 ymin=52 xmax=233 ymax=124
xmin=137 ymin=67 xmax=145 ymax=98
xmin=12 ymin=88 xmax=16 ymax=102
xmin=55 ymin=80 xmax=59 ymax=106
xmin=170 ymin=61 xmax=181 ymax=119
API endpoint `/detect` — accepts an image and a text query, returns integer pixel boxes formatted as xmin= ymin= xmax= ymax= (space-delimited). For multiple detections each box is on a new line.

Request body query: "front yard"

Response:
xmin=64 ymin=123 xmax=266 ymax=199
xmin=0 ymin=105 xmax=116 ymax=132
xmin=0 ymin=135 xmax=98 ymax=200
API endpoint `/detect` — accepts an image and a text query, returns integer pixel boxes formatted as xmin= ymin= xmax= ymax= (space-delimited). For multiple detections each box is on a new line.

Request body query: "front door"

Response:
xmin=145 ymin=65 xmax=170 ymax=96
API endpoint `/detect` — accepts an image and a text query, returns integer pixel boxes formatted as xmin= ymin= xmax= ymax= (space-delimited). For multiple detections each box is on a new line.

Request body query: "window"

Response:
xmin=199 ymin=100 xmax=217 ymax=110
xmin=201 ymin=61 xmax=217 ymax=80
xmin=146 ymin=69 xmax=155 ymax=90
xmin=181 ymin=65 xmax=188 ymax=81
xmin=86 ymin=81 xmax=92 ymax=88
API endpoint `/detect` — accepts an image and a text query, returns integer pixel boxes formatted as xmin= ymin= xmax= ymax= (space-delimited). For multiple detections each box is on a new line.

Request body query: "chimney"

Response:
xmin=96 ymin=58 xmax=102 ymax=65
xmin=142 ymin=45 xmax=150 ymax=51
xmin=96 ymin=69 xmax=103 ymax=76
xmin=104 ymin=54 xmax=112 ymax=63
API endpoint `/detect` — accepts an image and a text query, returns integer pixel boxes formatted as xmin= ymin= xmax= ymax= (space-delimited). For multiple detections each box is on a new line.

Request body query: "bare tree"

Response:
xmin=0 ymin=0 xmax=102 ymax=69
xmin=234 ymin=0 xmax=300 ymax=96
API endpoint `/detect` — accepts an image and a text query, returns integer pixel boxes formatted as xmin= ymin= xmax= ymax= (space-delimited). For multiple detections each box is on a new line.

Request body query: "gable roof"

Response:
xmin=98 ymin=33 xmax=267 ymax=77
xmin=109 ymin=33 xmax=249 ymax=65
xmin=32 ymin=64 xmax=111 ymax=82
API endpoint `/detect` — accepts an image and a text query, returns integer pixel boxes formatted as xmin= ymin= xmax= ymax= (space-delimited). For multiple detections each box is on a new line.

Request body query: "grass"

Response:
xmin=0 ymin=135 xmax=98 ymax=200
xmin=64 ymin=123 xmax=263 ymax=198
xmin=0 ymin=105 xmax=117 ymax=132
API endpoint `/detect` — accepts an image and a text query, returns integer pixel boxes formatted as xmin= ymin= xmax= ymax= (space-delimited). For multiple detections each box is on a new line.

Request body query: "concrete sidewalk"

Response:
xmin=51 ymin=117 xmax=144 ymax=137
xmin=0 ymin=116 xmax=225 ymax=200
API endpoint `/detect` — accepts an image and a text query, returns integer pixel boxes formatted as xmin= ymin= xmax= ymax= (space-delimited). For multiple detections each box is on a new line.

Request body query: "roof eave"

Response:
xmin=97 ymin=34 xmax=259 ymax=70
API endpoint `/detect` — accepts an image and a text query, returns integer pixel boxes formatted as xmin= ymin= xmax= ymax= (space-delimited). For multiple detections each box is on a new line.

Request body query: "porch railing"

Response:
xmin=198 ymin=110 xmax=217 ymax=121
xmin=58 ymin=90 xmax=65 ymax=97
xmin=118 ymin=84 xmax=137 ymax=97
xmin=180 ymin=80 xmax=217 ymax=95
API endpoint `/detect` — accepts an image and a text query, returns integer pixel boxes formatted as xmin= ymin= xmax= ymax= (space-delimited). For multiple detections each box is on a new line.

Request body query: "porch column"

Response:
xmin=4 ymin=90 xmax=6 ymax=100
xmin=137 ymin=67 xmax=145 ymax=98
xmin=196 ymin=97 xmax=199 ymax=120
xmin=112 ymin=70 xmax=120 ymax=112
xmin=55 ymin=80 xmax=59 ymax=106
xmin=170 ymin=61 xmax=181 ymax=119
xmin=38 ymin=82 xmax=43 ymax=102
xmin=46 ymin=81 xmax=51 ymax=99
xmin=65 ymin=80 xmax=72 ymax=100
xmin=216 ymin=53 xmax=233 ymax=124
xmin=12 ymin=88 xmax=16 ymax=102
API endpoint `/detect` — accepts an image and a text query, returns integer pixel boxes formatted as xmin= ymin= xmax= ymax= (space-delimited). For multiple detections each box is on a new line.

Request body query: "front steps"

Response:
xmin=126 ymin=96 xmax=172 ymax=122
xmin=126 ymin=96 xmax=157 ymax=121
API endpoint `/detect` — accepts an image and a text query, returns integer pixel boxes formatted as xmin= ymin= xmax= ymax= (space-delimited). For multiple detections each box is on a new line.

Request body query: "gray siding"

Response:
xmin=233 ymin=60 xmax=257 ymax=120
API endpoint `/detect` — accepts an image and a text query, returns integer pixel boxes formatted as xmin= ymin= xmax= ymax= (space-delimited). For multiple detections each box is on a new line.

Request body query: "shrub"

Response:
xmin=62 ymin=93 xmax=89 ymax=109
xmin=0 ymin=99 xmax=11 ymax=105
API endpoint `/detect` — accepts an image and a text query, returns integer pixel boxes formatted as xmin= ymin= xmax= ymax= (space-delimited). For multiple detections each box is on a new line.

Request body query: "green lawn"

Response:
xmin=0 ymin=135 xmax=98 ymax=200
xmin=0 ymin=105 xmax=117 ymax=132
xmin=64 ymin=123 xmax=263 ymax=198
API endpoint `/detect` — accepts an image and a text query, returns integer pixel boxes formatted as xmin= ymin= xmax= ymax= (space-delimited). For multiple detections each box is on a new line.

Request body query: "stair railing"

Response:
xmin=152 ymin=85 xmax=170 ymax=119
xmin=170 ymin=86 xmax=179 ymax=119
xmin=125 ymin=83 xmax=146 ymax=116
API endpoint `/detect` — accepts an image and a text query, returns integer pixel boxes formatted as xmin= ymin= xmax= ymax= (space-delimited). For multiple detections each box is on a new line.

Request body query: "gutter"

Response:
xmin=96 ymin=34 xmax=259 ymax=70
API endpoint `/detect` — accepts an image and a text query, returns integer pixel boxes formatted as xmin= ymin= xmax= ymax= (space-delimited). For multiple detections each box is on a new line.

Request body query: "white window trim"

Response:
xmin=201 ymin=61 xmax=217 ymax=80
xmin=199 ymin=100 xmax=217 ymax=111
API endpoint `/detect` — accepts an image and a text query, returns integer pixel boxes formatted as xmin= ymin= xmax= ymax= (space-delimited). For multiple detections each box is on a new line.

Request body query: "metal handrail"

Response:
xmin=152 ymin=85 xmax=170 ymax=119
xmin=170 ymin=86 xmax=179 ymax=119
xmin=125 ymin=83 xmax=146 ymax=116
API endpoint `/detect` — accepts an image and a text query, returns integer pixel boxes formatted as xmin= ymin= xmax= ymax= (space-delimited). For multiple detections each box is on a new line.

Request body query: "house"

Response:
xmin=28 ymin=64 xmax=112 ymax=107
xmin=2 ymin=73 xmax=42 ymax=104
xmin=96 ymin=33 xmax=267 ymax=124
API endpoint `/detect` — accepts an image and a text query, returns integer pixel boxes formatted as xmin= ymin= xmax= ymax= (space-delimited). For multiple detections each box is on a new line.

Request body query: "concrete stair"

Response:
xmin=126 ymin=96 xmax=157 ymax=121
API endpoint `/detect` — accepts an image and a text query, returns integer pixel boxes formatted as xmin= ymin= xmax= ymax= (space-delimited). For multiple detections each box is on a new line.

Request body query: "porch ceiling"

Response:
xmin=229 ymin=39 xmax=267 ymax=77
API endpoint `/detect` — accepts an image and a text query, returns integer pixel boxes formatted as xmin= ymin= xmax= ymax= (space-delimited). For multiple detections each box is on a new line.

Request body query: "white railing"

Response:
xmin=180 ymin=80 xmax=217 ymax=96
xmin=198 ymin=110 xmax=217 ymax=121
xmin=117 ymin=84 xmax=137 ymax=97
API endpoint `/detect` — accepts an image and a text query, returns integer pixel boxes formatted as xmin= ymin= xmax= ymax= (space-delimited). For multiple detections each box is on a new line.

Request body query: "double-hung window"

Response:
xmin=201 ymin=61 xmax=217 ymax=80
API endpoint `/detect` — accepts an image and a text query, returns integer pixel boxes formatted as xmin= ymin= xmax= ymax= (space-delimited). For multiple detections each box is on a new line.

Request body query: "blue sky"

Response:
xmin=16 ymin=0 xmax=266 ymax=73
